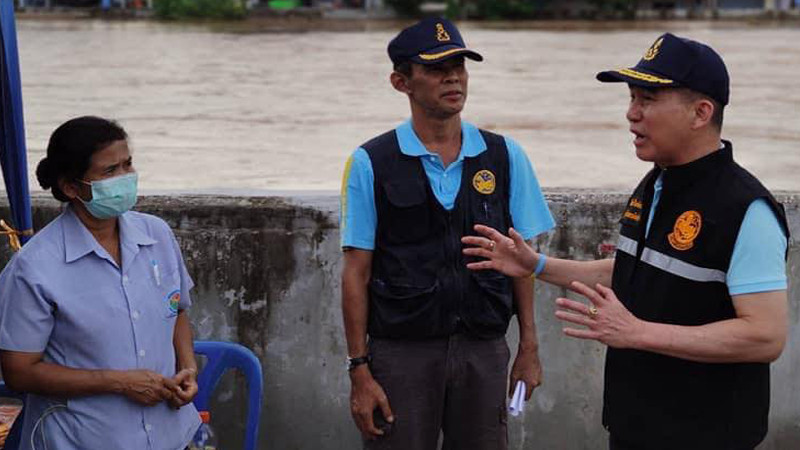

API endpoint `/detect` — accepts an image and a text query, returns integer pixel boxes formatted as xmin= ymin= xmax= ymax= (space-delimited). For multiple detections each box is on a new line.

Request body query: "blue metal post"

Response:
xmin=0 ymin=0 xmax=33 ymax=246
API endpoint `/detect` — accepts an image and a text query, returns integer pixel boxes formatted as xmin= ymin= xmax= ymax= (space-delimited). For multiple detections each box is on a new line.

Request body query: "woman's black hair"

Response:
xmin=35 ymin=116 xmax=128 ymax=202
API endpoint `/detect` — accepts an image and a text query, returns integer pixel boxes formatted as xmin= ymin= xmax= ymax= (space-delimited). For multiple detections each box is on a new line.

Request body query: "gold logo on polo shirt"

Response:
xmin=668 ymin=210 xmax=702 ymax=251
xmin=472 ymin=170 xmax=496 ymax=195
xmin=436 ymin=23 xmax=451 ymax=42
xmin=643 ymin=37 xmax=664 ymax=61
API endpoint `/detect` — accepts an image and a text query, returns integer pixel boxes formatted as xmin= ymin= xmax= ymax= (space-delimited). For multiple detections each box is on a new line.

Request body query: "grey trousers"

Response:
xmin=364 ymin=334 xmax=510 ymax=450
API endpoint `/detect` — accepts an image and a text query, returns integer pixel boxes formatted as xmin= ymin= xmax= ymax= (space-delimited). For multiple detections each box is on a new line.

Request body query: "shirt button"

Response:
xmin=138 ymin=349 xmax=146 ymax=358
xmin=122 ymin=275 xmax=129 ymax=284
xmin=144 ymin=424 xmax=153 ymax=431
xmin=131 ymin=311 xmax=140 ymax=320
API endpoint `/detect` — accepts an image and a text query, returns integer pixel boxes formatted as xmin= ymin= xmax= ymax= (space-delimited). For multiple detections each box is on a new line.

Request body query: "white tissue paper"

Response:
xmin=508 ymin=380 xmax=526 ymax=417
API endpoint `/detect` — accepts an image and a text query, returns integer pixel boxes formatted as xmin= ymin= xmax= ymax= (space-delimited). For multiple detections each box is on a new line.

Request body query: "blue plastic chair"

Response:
xmin=193 ymin=341 xmax=263 ymax=450
xmin=0 ymin=381 xmax=24 ymax=450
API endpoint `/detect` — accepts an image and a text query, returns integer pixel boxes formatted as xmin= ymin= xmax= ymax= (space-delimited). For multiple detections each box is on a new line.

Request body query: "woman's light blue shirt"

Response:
xmin=0 ymin=206 xmax=200 ymax=450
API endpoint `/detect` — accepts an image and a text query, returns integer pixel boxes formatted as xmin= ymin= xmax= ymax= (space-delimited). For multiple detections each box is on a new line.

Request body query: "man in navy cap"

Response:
xmin=340 ymin=17 xmax=555 ymax=449
xmin=463 ymin=33 xmax=789 ymax=449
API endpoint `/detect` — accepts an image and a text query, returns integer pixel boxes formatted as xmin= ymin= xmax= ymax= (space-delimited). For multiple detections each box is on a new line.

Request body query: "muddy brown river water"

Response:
xmin=11 ymin=19 xmax=800 ymax=193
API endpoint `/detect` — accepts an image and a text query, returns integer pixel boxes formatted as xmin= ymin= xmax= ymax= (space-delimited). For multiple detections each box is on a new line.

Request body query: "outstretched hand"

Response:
xmin=461 ymin=225 xmax=538 ymax=278
xmin=555 ymin=281 xmax=645 ymax=349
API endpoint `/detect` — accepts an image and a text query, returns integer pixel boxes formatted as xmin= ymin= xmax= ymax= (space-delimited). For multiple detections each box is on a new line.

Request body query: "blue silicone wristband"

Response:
xmin=533 ymin=254 xmax=547 ymax=277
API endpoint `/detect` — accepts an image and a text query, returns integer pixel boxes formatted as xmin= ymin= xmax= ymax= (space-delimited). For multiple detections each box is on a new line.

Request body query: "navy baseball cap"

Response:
xmin=388 ymin=17 xmax=483 ymax=67
xmin=597 ymin=33 xmax=729 ymax=105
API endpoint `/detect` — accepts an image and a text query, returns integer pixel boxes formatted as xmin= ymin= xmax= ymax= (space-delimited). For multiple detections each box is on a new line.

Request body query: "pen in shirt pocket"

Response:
xmin=152 ymin=260 xmax=161 ymax=286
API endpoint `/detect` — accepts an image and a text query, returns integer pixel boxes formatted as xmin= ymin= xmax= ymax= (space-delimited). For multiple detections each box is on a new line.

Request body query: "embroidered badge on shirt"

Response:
xmin=436 ymin=23 xmax=450 ymax=42
xmin=472 ymin=170 xmax=496 ymax=195
xmin=668 ymin=210 xmax=702 ymax=251
xmin=623 ymin=197 xmax=643 ymax=222
xmin=643 ymin=36 xmax=664 ymax=61
xmin=166 ymin=289 xmax=180 ymax=316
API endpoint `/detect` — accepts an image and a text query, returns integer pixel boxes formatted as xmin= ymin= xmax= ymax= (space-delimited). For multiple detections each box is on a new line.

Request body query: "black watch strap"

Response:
xmin=347 ymin=354 xmax=372 ymax=371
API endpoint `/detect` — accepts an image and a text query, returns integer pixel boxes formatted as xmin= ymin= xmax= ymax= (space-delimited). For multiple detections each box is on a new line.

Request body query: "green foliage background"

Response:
xmin=153 ymin=0 xmax=247 ymax=20
xmin=385 ymin=0 xmax=641 ymax=19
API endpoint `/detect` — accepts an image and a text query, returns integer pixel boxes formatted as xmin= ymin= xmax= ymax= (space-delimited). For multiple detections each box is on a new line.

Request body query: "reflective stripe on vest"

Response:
xmin=616 ymin=235 xmax=727 ymax=283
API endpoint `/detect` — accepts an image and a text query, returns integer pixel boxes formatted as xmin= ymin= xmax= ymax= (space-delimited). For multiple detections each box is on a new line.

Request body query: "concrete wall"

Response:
xmin=0 ymin=191 xmax=797 ymax=450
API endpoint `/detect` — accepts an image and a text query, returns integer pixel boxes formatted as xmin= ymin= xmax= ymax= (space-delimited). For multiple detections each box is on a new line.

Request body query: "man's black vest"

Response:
xmin=362 ymin=128 xmax=514 ymax=340
xmin=605 ymin=142 xmax=789 ymax=449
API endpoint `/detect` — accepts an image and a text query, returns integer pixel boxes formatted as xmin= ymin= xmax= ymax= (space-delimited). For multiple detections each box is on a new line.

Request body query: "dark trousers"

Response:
xmin=609 ymin=435 xmax=640 ymax=450
xmin=609 ymin=435 xmax=756 ymax=450
xmin=364 ymin=335 xmax=510 ymax=450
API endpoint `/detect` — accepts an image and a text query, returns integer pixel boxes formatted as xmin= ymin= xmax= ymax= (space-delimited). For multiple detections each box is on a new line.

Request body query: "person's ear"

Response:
xmin=390 ymin=71 xmax=411 ymax=94
xmin=691 ymin=98 xmax=715 ymax=130
xmin=58 ymin=177 xmax=81 ymax=201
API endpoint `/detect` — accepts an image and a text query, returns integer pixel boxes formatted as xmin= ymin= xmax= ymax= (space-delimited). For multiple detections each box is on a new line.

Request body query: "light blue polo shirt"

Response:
xmin=0 ymin=206 xmax=200 ymax=450
xmin=646 ymin=172 xmax=788 ymax=296
xmin=340 ymin=120 xmax=555 ymax=249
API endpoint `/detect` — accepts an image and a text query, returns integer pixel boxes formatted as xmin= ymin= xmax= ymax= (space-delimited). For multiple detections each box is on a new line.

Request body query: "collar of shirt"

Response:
xmin=395 ymin=119 xmax=487 ymax=161
xmin=62 ymin=205 xmax=157 ymax=264
xmin=659 ymin=140 xmax=733 ymax=192
xmin=646 ymin=141 xmax=727 ymax=237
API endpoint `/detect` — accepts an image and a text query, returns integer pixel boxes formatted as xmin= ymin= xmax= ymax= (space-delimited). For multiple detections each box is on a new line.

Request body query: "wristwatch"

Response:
xmin=346 ymin=354 xmax=372 ymax=372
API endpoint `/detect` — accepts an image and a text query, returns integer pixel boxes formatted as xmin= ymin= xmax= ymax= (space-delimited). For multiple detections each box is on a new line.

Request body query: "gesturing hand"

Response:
xmin=555 ymin=281 xmax=645 ymax=349
xmin=462 ymin=225 xmax=538 ymax=278
xmin=168 ymin=368 xmax=198 ymax=409
xmin=349 ymin=367 xmax=394 ymax=440
xmin=120 ymin=370 xmax=179 ymax=406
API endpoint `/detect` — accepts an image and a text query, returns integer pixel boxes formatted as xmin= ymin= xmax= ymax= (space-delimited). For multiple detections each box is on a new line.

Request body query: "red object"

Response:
xmin=199 ymin=410 xmax=211 ymax=424
xmin=598 ymin=243 xmax=617 ymax=256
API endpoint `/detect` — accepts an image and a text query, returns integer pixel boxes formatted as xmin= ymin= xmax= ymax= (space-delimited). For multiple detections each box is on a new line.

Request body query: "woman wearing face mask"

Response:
xmin=0 ymin=116 xmax=201 ymax=450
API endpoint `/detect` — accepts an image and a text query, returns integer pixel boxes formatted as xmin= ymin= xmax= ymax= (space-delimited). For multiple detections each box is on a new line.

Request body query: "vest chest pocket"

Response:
xmin=382 ymin=180 xmax=431 ymax=243
xmin=471 ymin=193 xmax=506 ymax=231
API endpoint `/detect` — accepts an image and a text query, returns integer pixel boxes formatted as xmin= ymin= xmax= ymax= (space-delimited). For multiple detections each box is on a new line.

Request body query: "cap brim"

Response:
xmin=596 ymin=68 xmax=677 ymax=88
xmin=412 ymin=46 xmax=483 ymax=65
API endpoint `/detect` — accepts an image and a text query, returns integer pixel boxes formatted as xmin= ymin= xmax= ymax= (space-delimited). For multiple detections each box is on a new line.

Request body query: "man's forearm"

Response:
xmin=342 ymin=275 xmax=370 ymax=359
xmin=341 ymin=250 xmax=376 ymax=389
xmin=635 ymin=318 xmax=785 ymax=364
xmin=629 ymin=290 xmax=787 ymax=364
xmin=341 ymin=250 xmax=373 ymax=359
xmin=512 ymin=275 xmax=537 ymax=348
xmin=173 ymin=311 xmax=197 ymax=373
xmin=538 ymin=257 xmax=614 ymax=290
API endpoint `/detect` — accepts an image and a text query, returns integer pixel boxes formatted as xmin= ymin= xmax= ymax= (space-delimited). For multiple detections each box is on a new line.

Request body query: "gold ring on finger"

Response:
xmin=488 ymin=240 xmax=496 ymax=251
xmin=588 ymin=305 xmax=599 ymax=318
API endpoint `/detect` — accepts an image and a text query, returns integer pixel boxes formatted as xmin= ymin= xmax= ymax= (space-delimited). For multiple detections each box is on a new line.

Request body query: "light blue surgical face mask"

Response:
xmin=78 ymin=172 xmax=138 ymax=219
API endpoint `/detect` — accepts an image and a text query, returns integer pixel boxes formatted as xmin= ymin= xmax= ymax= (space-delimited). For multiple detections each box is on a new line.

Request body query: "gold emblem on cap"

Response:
xmin=668 ymin=210 xmax=702 ymax=251
xmin=436 ymin=23 xmax=451 ymax=42
xmin=643 ymin=37 xmax=664 ymax=61
xmin=473 ymin=170 xmax=496 ymax=195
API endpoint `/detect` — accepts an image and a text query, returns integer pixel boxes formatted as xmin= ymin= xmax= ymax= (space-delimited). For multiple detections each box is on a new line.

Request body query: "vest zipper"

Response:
xmin=446 ymin=209 xmax=463 ymax=331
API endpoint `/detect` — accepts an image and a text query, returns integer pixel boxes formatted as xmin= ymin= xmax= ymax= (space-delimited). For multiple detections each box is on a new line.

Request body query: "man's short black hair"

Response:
xmin=394 ymin=60 xmax=413 ymax=78
xmin=679 ymin=88 xmax=725 ymax=130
